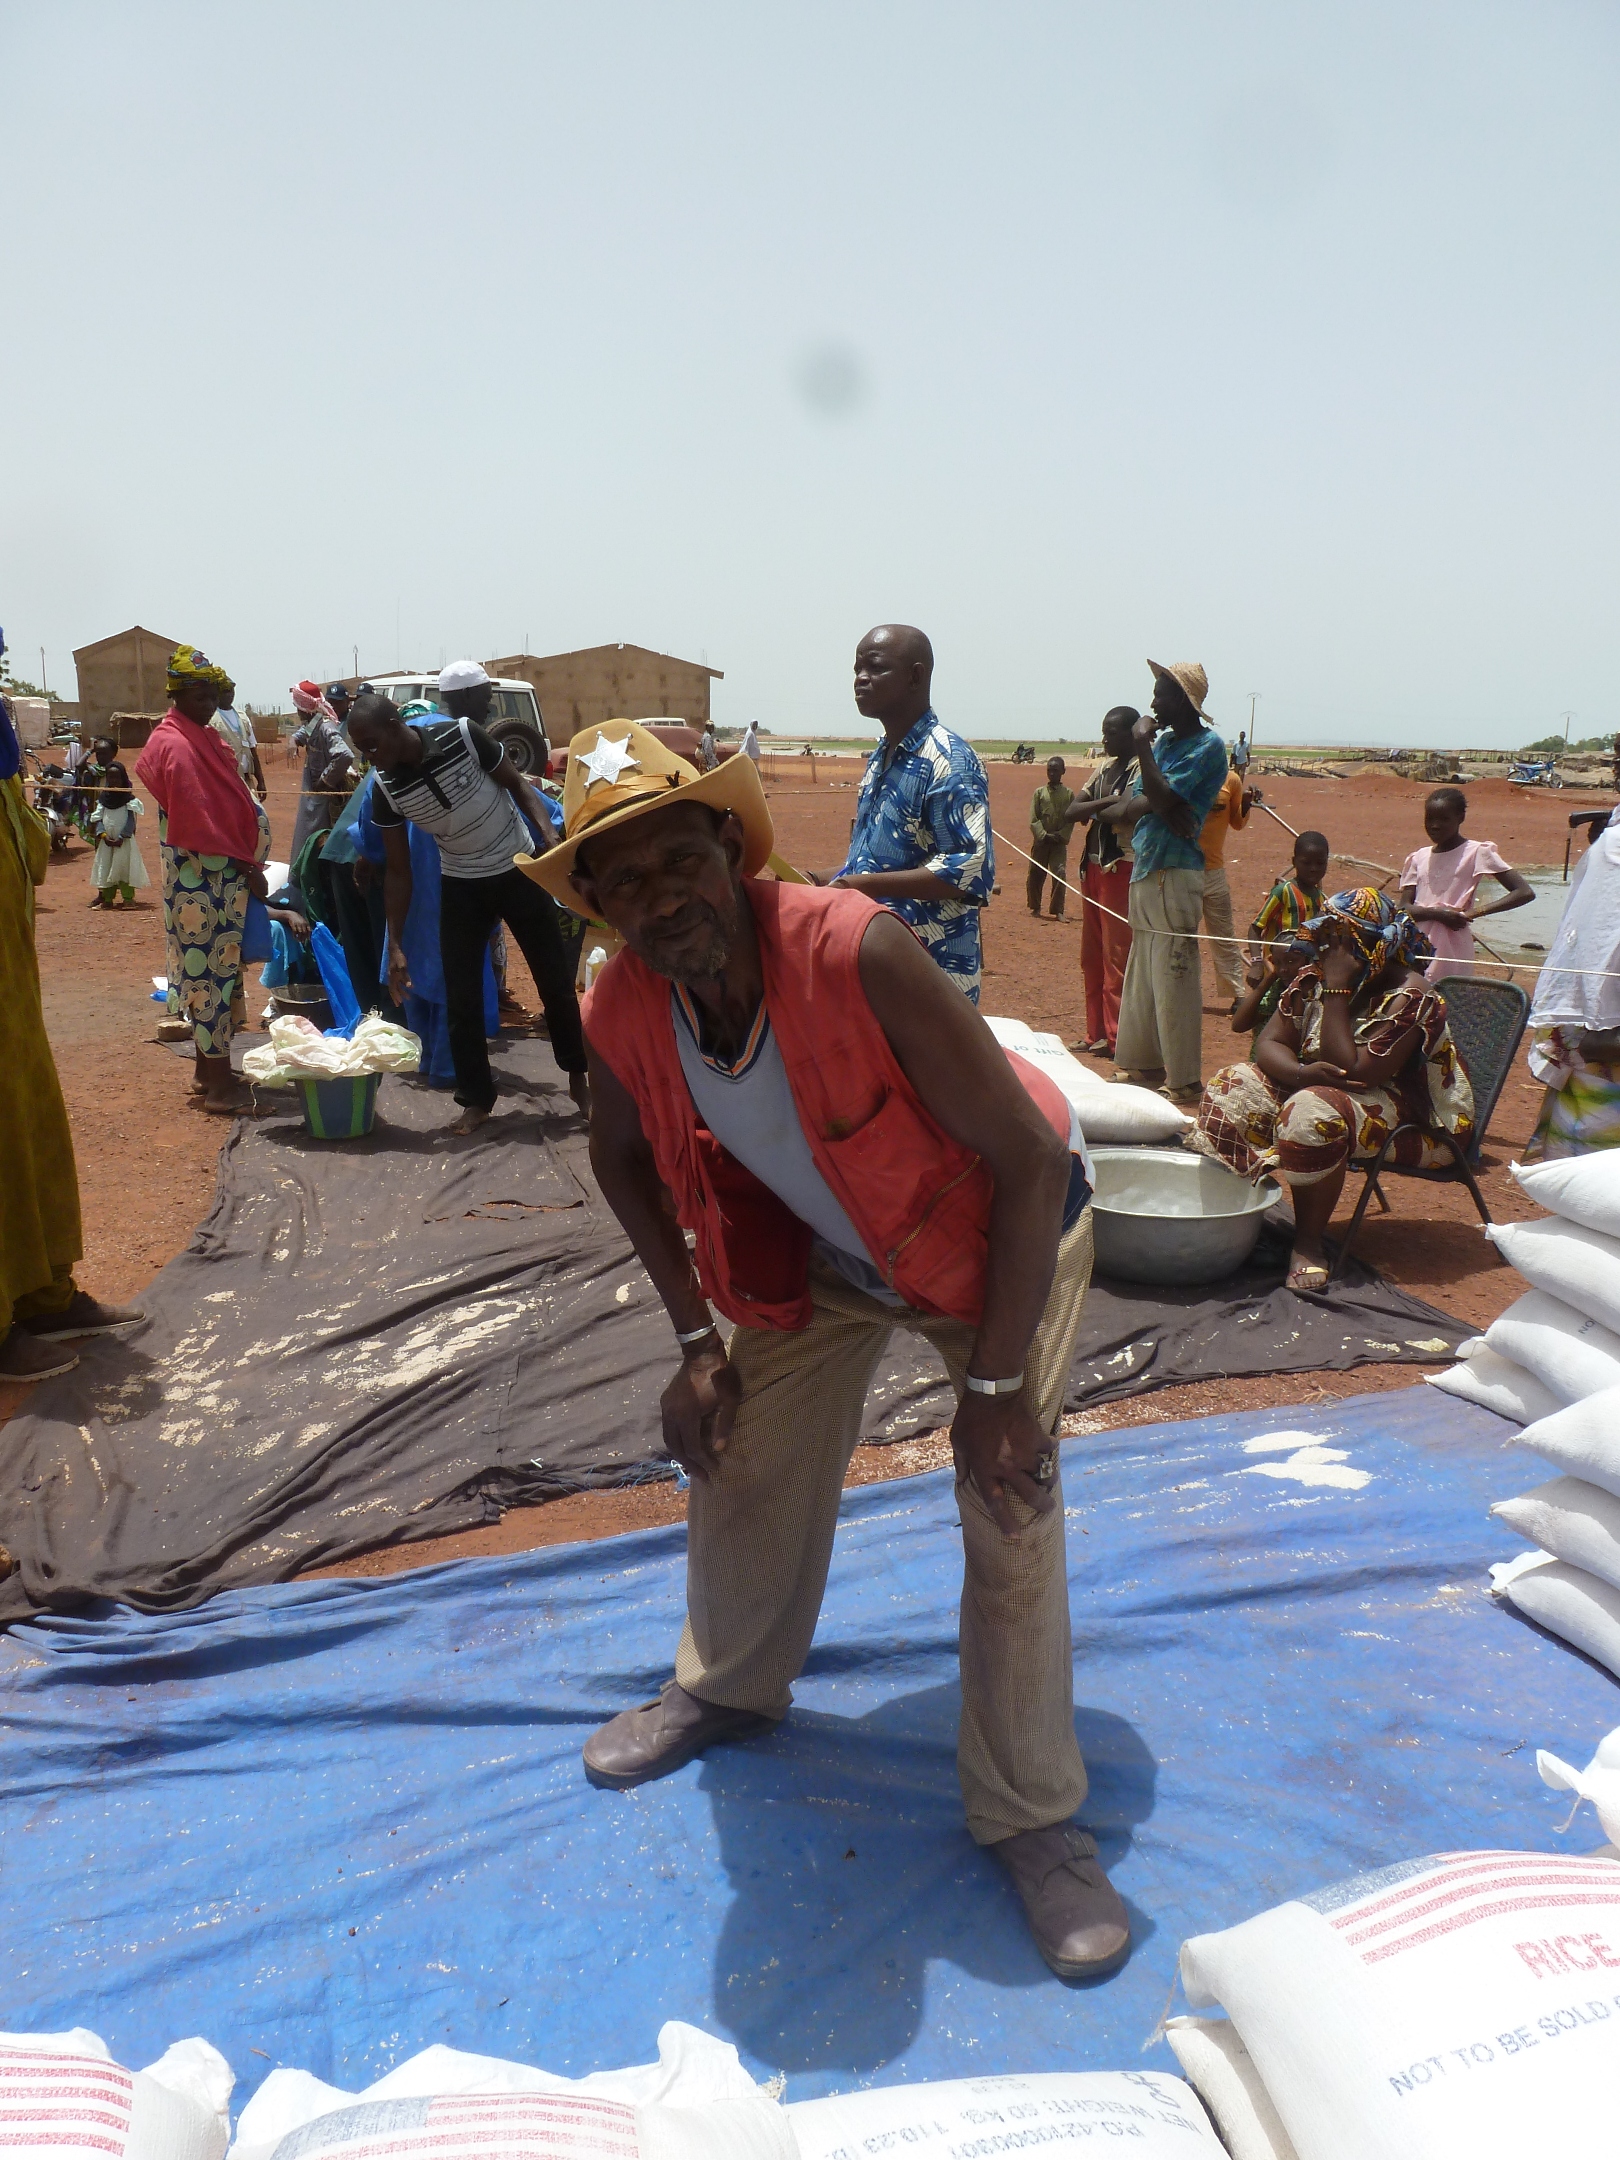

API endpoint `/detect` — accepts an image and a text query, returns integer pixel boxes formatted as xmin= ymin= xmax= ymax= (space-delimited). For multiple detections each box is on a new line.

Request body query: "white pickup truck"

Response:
xmin=364 ymin=672 xmax=549 ymax=775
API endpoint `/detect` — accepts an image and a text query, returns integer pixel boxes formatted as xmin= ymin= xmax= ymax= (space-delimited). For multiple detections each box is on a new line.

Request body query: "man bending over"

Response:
xmin=347 ymin=671 xmax=587 ymax=1133
xmin=518 ymin=719 xmax=1129 ymax=1980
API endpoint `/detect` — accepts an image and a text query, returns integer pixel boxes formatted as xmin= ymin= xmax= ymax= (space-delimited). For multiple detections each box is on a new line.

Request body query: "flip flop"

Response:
xmin=1286 ymin=1261 xmax=1331 ymax=1295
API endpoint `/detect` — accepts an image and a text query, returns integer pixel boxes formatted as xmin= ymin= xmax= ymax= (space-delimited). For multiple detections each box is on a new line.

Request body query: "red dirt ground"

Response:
xmin=11 ymin=746 xmax=1608 ymax=1577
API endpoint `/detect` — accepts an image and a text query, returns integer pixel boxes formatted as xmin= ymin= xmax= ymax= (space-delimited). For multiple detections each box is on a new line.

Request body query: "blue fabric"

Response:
xmin=354 ymin=774 xmax=496 ymax=1082
xmin=0 ymin=693 xmax=19 ymax=781
xmin=4 ymin=1387 xmax=1613 ymax=2107
xmin=838 ymin=711 xmax=993 ymax=1002
xmin=241 ymin=894 xmax=273 ymax=965
xmin=1130 ymin=724 xmax=1232 ymax=879
xmin=312 ymin=921 xmax=363 ymax=1034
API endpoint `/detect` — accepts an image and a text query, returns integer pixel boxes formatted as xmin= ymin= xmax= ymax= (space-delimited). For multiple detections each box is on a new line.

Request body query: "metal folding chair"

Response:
xmin=1327 ymin=974 xmax=1530 ymax=1283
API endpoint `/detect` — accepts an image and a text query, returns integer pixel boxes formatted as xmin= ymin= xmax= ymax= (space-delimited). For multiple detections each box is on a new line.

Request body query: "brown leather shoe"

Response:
xmin=994 ymin=1824 xmax=1131 ymax=1978
xmin=583 ymin=1681 xmax=777 ymax=1790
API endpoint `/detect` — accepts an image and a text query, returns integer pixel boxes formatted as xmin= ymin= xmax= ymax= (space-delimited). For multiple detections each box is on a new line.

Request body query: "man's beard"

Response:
xmin=634 ymin=898 xmax=736 ymax=984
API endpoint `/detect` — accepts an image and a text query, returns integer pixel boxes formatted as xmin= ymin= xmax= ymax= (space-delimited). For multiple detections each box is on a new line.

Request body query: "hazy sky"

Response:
xmin=5 ymin=2 xmax=1617 ymax=746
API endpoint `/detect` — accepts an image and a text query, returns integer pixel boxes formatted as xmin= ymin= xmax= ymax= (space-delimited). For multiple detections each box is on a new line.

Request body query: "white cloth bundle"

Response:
xmin=1484 ymin=1288 xmax=1620 ymax=1405
xmin=1427 ymin=1344 xmax=1562 ymax=1425
xmin=1490 ymin=1551 xmax=1620 ymax=1680
xmin=1512 ymin=1152 xmax=1620 ymax=1244
xmin=1493 ymin=1475 xmax=1620 ymax=1595
xmin=984 ymin=1015 xmax=1190 ymax=1144
xmin=1515 ymin=1384 xmax=1620 ymax=1500
xmin=1486 ymin=1217 xmax=1620 ymax=1340
xmin=241 ymin=1014 xmax=422 ymax=1089
xmin=1537 ymin=1724 xmax=1620 ymax=1849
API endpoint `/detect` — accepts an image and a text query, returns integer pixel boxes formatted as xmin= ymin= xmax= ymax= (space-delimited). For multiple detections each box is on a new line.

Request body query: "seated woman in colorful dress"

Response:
xmin=1187 ymin=888 xmax=1473 ymax=1293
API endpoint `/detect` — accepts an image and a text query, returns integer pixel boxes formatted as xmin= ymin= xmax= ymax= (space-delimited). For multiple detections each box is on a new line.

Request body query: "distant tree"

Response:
xmin=1520 ymin=734 xmax=1570 ymax=756
xmin=0 ymin=668 xmax=59 ymax=702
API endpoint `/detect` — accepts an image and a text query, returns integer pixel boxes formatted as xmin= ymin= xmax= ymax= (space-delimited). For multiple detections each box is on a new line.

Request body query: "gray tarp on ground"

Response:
xmin=0 ymin=1040 xmax=1467 ymax=1620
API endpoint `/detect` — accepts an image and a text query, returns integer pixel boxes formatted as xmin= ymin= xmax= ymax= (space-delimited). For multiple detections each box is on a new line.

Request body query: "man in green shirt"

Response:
xmin=1027 ymin=756 xmax=1074 ymax=918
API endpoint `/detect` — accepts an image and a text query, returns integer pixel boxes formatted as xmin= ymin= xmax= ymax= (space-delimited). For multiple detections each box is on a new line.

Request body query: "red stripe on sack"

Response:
xmin=0 ymin=2108 xmax=131 ymax=2126
xmin=1359 ymin=1890 xmax=1620 ymax=1964
xmin=0 ymin=2065 xmax=132 ymax=2090
xmin=1341 ymin=1870 xmax=1620 ymax=1945
xmin=0 ymin=2100 xmax=132 ymax=2116
xmin=1330 ymin=1855 xmax=1606 ymax=1928
xmin=0 ymin=2134 xmax=129 ymax=2153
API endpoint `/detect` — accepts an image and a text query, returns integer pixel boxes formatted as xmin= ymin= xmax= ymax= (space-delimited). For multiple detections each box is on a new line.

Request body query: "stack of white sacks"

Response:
xmin=984 ymin=1016 xmax=1189 ymax=1145
xmin=1428 ymin=1153 xmax=1620 ymax=1678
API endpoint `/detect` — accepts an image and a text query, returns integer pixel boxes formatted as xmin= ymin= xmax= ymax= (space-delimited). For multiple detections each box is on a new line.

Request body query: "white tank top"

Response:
xmin=671 ymin=990 xmax=904 ymax=1304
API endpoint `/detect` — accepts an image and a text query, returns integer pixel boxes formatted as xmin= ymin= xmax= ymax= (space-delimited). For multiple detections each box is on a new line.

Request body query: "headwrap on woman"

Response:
xmin=166 ymin=644 xmax=232 ymax=694
xmin=1302 ymin=886 xmax=1434 ymax=973
xmin=290 ymin=679 xmax=339 ymax=723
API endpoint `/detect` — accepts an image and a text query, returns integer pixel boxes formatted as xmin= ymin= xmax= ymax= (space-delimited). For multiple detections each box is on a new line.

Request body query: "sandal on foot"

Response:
xmin=1286 ymin=1260 xmax=1331 ymax=1294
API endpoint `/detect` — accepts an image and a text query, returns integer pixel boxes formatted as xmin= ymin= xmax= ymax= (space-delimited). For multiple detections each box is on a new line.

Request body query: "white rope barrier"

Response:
xmin=989 ymin=824 xmax=1570 ymax=989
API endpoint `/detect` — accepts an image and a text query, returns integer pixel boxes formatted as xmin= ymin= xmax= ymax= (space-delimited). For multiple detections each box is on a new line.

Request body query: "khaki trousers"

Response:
xmin=1025 ymin=834 xmax=1068 ymax=917
xmin=1201 ymin=865 xmax=1243 ymax=998
xmin=675 ymin=1207 xmax=1096 ymax=1845
xmin=1115 ymin=866 xmax=1205 ymax=1090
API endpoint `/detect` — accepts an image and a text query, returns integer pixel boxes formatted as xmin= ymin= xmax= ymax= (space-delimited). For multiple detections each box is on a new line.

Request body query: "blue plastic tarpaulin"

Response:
xmin=2 ymin=1386 xmax=1613 ymax=2111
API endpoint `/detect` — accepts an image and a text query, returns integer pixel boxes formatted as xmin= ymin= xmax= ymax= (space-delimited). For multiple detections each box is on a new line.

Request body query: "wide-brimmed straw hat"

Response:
xmin=1146 ymin=659 xmax=1212 ymax=720
xmin=517 ymin=720 xmax=775 ymax=916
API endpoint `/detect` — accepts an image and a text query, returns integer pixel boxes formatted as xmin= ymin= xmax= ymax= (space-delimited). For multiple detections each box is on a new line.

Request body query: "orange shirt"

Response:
xmin=1198 ymin=769 xmax=1249 ymax=870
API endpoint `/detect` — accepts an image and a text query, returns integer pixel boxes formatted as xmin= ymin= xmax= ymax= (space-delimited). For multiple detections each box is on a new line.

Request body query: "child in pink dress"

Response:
xmin=1400 ymin=787 xmax=1532 ymax=980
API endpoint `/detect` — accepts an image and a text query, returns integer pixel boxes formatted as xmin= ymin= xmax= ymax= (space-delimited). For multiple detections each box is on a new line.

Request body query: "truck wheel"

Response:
xmin=487 ymin=719 xmax=549 ymax=776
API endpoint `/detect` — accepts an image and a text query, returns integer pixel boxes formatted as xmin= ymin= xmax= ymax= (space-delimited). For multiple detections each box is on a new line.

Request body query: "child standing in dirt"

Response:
xmin=87 ymin=738 xmax=149 ymax=908
xmin=1246 ymin=828 xmax=1330 ymax=975
xmin=1401 ymin=787 xmax=1532 ymax=981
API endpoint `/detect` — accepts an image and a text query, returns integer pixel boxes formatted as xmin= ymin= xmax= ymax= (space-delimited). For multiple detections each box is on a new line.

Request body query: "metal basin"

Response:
xmin=1088 ymin=1145 xmax=1278 ymax=1285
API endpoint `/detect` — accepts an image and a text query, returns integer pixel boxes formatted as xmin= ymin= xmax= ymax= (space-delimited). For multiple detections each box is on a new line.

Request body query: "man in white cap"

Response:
xmin=517 ymin=720 xmax=1130 ymax=1983
xmin=345 ymin=667 xmax=587 ymax=1132
xmin=1113 ymin=661 xmax=1232 ymax=1106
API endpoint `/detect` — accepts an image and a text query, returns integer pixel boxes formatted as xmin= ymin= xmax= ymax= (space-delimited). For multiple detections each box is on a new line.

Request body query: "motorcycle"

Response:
xmin=1509 ymin=757 xmax=1564 ymax=789
xmin=28 ymin=758 xmax=74 ymax=852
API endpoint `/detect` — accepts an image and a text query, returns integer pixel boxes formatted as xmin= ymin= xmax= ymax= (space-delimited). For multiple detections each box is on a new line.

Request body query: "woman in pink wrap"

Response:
xmin=136 ymin=646 xmax=270 ymax=1114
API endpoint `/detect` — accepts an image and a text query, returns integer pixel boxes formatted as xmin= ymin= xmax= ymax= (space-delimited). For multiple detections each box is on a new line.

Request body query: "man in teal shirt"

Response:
xmin=1114 ymin=661 xmax=1231 ymax=1103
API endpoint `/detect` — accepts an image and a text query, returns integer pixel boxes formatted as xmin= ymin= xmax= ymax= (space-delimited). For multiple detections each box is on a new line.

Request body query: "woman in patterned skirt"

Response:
xmin=135 ymin=646 xmax=271 ymax=1115
xmin=1188 ymin=888 xmax=1473 ymax=1293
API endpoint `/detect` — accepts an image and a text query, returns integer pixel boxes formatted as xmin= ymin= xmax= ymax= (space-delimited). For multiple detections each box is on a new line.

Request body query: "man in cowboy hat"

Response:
xmin=518 ymin=721 xmax=1130 ymax=1980
xmin=1113 ymin=661 xmax=1232 ymax=1105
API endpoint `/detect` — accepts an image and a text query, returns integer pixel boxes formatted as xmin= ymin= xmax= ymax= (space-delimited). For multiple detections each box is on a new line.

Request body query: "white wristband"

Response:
xmin=963 ymin=1371 xmax=1025 ymax=1397
xmin=675 ymin=1317 xmax=718 ymax=1348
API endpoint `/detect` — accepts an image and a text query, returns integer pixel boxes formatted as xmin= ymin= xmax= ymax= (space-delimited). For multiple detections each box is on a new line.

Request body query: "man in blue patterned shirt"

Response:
xmin=1114 ymin=661 xmax=1232 ymax=1103
xmin=817 ymin=625 xmax=994 ymax=1002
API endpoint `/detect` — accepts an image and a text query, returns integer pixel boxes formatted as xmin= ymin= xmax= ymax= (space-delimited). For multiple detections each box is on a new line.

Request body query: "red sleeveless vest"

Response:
xmin=583 ymin=880 xmax=1069 ymax=1330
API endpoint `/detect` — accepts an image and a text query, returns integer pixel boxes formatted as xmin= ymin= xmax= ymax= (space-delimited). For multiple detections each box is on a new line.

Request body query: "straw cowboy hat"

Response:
xmin=1146 ymin=660 xmax=1212 ymax=720
xmin=517 ymin=720 xmax=775 ymax=915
